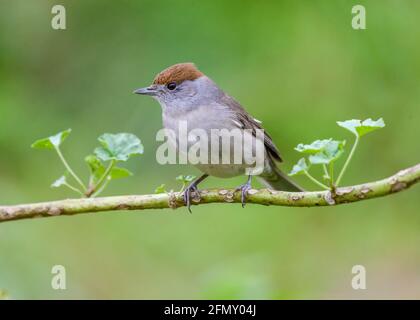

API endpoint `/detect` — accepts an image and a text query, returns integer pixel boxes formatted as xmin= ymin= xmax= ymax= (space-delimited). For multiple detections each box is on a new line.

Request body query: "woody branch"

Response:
xmin=0 ymin=163 xmax=419 ymax=224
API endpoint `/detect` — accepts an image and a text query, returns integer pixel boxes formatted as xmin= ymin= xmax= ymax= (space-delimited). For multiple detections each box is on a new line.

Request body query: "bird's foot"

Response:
xmin=183 ymin=183 xmax=200 ymax=213
xmin=181 ymin=174 xmax=208 ymax=213
xmin=235 ymin=177 xmax=252 ymax=208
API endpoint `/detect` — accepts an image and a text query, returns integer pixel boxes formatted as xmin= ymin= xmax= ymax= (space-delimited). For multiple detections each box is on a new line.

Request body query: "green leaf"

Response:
xmin=308 ymin=140 xmax=346 ymax=165
xmin=295 ymin=139 xmax=333 ymax=154
xmin=155 ymin=184 xmax=167 ymax=194
xmin=86 ymin=155 xmax=132 ymax=182
xmin=295 ymin=139 xmax=345 ymax=165
xmin=110 ymin=167 xmax=133 ymax=179
xmin=94 ymin=133 xmax=143 ymax=162
xmin=337 ymin=118 xmax=385 ymax=137
xmin=31 ymin=129 xmax=72 ymax=149
xmin=288 ymin=158 xmax=309 ymax=176
xmin=176 ymin=175 xmax=196 ymax=184
xmin=85 ymin=155 xmax=105 ymax=181
xmin=51 ymin=175 xmax=67 ymax=188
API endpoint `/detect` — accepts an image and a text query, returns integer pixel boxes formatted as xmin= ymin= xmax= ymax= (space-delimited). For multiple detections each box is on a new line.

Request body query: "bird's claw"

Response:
xmin=235 ymin=180 xmax=252 ymax=208
xmin=183 ymin=183 xmax=199 ymax=213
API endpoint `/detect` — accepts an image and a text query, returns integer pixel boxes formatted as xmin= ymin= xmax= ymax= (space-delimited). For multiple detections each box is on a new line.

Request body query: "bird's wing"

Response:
xmin=221 ymin=94 xmax=283 ymax=163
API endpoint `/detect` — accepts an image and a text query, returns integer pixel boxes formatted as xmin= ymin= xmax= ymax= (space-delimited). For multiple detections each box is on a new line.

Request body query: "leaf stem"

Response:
xmin=336 ymin=136 xmax=359 ymax=186
xmin=94 ymin=160 xmax=116 ymax=191
xmin=54 ymin=146 xmax=87 ymax=191
xmin=329 ymin=163 xmax=335 ymax=187
xmin=63 ymin=182 xmax=85 ymax=196
xmin=304 ymin=171 xmax=329 ymax=190
xmin=179 ymin=182 xmax=187 ymax=193
xmin=92 ymin=176 xmax=111 ymax=198
xmin=323 ymin=164 xmax=330 ymax=179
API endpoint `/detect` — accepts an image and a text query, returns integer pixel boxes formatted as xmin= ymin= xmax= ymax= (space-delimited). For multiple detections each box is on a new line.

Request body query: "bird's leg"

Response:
xmin=235 ymin=175 xmax=253 ymax=208
xmin=183 ymin=174 xmax=208 ymax=213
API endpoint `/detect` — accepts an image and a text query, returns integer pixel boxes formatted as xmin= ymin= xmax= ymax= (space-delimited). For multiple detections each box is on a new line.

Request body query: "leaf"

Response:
xmin=110 ymin=167 xmax=133 ymax=179
xmin=337 ymin=118 xmax=385 ymax=137
xmin=155 ymin=184 xmax=167 ymax=194
xmin=295 ymin=139 xmax=333 ymax=154
xmin=85 ymin=155 xmax=106 ymax=181
xmin=176 ymin=175 xmax=196 ymax=184
xmin=51 ymin=175 xmax=67 ymax=188
xmin=94 ymin=133 xmax=143 ymax=162
xmin=309 ymin=140 xmax=346 ymax=165
xmin=288 ymin=158 xmax=309 ymax=176
xmin=295 ymin=139 xmax=345 ymax=165
xmin=31 ymin=129 xmax=72 ymax=149
xmin=86 ymin=155 xmax=132 ymax=182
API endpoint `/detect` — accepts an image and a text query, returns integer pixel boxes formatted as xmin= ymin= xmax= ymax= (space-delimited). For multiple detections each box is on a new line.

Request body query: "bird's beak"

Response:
xmin=133 ymin=85 xmax=158 ymax=96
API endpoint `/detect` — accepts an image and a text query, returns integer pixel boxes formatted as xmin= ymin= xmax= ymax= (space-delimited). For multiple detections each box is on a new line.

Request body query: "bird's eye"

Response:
xmin=167 ymin=82 xmax=177 ymax=90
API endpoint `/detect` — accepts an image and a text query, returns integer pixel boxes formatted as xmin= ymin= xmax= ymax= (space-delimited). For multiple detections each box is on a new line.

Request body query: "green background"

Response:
xmin=0 ymin=0 xmax=419 ymax=299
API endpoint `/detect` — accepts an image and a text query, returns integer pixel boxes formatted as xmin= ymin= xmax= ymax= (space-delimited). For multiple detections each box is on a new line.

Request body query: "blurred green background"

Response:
xmin=0 ymin=0 xmax=419 ymax=299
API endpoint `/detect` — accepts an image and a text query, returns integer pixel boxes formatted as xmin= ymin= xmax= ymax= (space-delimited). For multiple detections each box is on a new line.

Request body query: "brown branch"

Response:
xmin=0 ymin=163 xmax=419 ymax=224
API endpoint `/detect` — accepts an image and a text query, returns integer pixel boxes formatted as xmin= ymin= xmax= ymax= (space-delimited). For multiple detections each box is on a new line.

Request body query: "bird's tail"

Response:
xmin=258 ymin=164 xmax=303 ymax=192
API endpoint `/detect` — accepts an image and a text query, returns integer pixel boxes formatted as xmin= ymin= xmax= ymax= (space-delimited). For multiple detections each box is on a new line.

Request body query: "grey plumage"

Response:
xmin=219 ymin=91 xmax=302 ymax=191
xmin=134 ymin=63 xmax=303 ymax=195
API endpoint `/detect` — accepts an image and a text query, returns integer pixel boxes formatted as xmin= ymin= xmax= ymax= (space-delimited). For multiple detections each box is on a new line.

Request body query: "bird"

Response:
xmin=134 ymin=63 xmax=302 ymax=211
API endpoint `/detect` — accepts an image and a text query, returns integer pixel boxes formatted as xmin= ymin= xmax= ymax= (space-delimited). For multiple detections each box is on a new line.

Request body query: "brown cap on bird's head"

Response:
xmin=153 ymin=63 xmax=204 ymax=85
xmin=133 ymin=62 xmax=204 ymax=96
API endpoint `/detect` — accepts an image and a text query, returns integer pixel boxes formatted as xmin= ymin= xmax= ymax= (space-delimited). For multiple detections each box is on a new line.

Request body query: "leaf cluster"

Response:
xmin=32 ymin=130 xmax=143 ymax=197
xmin=289 ymin=118 xmax=385 ymax=189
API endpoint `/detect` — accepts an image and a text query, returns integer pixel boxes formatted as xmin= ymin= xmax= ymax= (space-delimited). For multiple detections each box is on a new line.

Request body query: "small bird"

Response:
xmin=134 ymin=63 xmax=302 ymax=211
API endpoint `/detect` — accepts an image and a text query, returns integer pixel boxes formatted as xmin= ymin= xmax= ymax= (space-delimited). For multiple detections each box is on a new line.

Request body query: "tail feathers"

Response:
xmin=259 ymin=166 xmax=304 ymax=192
